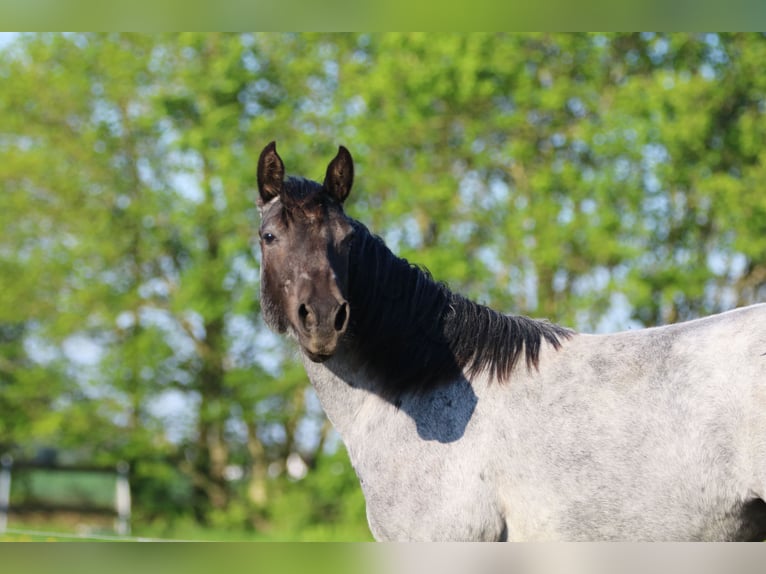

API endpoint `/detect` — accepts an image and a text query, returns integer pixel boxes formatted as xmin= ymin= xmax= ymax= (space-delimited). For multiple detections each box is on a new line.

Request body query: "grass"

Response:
xmin=0 ymin=514 xmax=371 ymax=542
xmin=0 ymin=518 xmax=265 ymax=542
xmin=0 ymin=529 xmax=112 ymax=542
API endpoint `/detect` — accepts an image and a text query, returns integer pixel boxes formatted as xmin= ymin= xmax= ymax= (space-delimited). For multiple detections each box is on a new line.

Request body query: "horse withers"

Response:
xmin=256 ymin=141 xmax=766 ymax=541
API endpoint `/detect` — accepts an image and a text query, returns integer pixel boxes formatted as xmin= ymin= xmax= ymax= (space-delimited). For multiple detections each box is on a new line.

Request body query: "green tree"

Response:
xmin=0 ymin=33 xmax=373 ymax=534
xmin=334 ymin=33 xmax=646 ymax=327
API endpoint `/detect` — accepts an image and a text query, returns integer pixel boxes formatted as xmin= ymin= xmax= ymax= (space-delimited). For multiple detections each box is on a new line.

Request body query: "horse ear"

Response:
xmin=323 ymin=146 xmax=353 ymax=203
xmin=257 ymin=141 xmax=284 ymax=205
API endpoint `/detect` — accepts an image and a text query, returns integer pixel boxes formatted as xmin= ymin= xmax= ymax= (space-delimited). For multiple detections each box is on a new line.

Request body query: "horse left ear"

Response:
xmin=323 ymin=146 xmax=354 ymax=203
xmin=257 ymin=141 xmax=284 ymax=206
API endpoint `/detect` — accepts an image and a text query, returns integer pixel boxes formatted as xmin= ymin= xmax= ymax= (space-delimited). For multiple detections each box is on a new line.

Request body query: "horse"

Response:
xmin=255 ymin=141 xmax=766 ymax=541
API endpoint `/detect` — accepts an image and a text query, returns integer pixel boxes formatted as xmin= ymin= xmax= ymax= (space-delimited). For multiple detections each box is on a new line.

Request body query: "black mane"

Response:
xmin=345 ymin=220 xmax=573 ymax=399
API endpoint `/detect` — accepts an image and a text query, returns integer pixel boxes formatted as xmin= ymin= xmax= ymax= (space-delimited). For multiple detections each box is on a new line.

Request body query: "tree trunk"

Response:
xmin=246 ymin=421 xmax=268 ymax=508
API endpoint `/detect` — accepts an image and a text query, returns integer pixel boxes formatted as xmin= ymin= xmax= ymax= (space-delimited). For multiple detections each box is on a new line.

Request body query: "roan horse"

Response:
xmin=256 ymin=141 xmax=766 ymax=541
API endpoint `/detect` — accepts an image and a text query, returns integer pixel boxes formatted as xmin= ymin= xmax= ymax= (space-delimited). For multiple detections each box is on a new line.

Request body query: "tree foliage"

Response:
xmin=1 ymin=33 xmax=766 ymax=539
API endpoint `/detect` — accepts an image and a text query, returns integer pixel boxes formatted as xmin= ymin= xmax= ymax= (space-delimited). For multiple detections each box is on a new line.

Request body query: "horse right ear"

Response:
xmin=257 ymin=141 xmax=284 ymax=205
xmin=323 ymin=145 xmax=353 ymax=204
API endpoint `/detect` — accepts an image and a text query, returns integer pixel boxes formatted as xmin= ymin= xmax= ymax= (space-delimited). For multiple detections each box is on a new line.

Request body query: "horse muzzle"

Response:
xmin=294 ymin=298 xmax=350 ymax=362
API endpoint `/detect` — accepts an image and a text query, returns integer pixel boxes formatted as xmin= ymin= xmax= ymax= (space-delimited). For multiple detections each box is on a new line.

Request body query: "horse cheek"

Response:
xmin=260 ymin=260 xmax=290 ymax=334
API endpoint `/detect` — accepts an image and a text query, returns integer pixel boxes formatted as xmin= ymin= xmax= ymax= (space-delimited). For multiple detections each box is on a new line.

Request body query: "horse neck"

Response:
xmin=302 ymin=220 xmax=571 ymax=433
xmin=298 ymin=224 xmax=451 ymax=433
xmin=338 ymin=222 xmax=465 ymax=400
xmin=338 ymin=221 xmax=571 ymax=400
xmin=301 ymin=350 xmax=393 ymax=441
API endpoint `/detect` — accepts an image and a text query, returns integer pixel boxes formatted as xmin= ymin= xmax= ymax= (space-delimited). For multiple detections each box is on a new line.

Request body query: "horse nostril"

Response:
xmin=298 ymin=303 xmax=310 ymax=327
xmin=334 ymin=302 xmax=349 ymax=332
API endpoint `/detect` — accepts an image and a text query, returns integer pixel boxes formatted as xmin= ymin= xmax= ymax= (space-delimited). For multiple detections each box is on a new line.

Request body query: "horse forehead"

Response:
xmin=293 ymin=204 xmax=334 ymax=236
xmin=261 ymin=196 xmax=349 ymax=244
xmin=291 ymin=200 xmax=349 ymax=237
xmin=259 ymin=198 xmax=285 ymax=226
xmin=260 ymin=197 xmax=321 ymax=228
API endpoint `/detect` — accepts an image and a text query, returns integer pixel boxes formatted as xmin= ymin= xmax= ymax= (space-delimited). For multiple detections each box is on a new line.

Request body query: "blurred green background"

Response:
xmin=2 ymin=33 xmax=766 ymax=541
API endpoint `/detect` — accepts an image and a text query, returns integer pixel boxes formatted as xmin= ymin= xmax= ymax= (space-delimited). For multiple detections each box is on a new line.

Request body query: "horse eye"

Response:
xmin=262 ymin=232 xmax=276 ymax=245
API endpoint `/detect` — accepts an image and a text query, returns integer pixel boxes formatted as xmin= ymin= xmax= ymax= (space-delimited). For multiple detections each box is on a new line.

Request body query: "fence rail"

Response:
xmin=0 ymin=454 xmax=131 ymax=535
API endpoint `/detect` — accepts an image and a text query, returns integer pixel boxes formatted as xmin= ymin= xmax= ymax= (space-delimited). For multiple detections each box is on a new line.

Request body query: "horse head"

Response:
xmin=256 ymin=141 xmax=354 ymax=362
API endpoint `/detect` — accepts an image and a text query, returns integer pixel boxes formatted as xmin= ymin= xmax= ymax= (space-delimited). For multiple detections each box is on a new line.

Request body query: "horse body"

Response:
xmin=255 ymin=141 xmax=766 ymax=541
xmin=306 ymin=304 xmax=766 ymax=541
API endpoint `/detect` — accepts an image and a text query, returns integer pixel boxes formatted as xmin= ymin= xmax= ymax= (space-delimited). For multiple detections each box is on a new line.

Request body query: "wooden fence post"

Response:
xmin=115 ymin=461 xmax=131 ymax=536
xmin=0 ymin=454 xmax=12 ymax=534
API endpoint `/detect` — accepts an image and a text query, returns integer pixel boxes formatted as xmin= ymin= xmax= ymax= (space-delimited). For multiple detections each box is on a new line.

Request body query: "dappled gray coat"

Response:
xmin=257 ymin=141 xmax=766 ymax=541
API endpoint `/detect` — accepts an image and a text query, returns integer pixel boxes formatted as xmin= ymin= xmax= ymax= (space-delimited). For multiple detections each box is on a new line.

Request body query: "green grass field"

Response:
xmin=0 ymin=530 xmax=104 ymax=542
xmin=0 ymin=514 xmax=371 ymax=542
